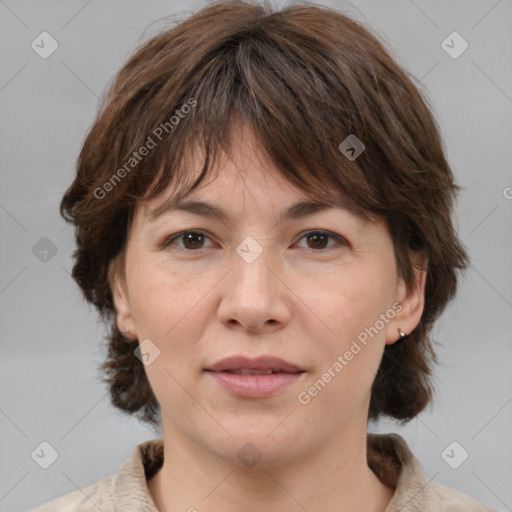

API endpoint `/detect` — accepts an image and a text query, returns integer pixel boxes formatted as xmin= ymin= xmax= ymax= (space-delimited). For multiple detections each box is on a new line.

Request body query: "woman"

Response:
xmin=32 ymin=1 xmax=496 ymax=510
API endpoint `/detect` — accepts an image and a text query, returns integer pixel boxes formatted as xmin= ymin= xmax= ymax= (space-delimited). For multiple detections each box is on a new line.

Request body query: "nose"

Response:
xmin=216 ymin=240 xmax=291 ymax=333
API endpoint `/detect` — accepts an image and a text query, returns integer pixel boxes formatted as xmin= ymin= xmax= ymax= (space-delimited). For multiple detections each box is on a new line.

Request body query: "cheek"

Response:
xmin=307 ymin=265 xmax=393 ymax=345
xmin=125 ymin=255 xmax=223 ymax=382
xmin=126 ymin=260 xmax=207 ymax=417
xmin=126 ymin=255 xmax=199 ymax=336
xmin=297 ymin=261 xmax=396 ymax=400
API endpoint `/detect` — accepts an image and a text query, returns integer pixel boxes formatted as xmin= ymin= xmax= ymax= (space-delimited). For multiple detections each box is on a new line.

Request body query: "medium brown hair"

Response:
xmin=61 ymin=0 xmax=468 ymax=425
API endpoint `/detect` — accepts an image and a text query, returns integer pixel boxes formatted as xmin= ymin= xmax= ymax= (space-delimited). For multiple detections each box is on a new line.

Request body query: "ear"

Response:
xmin=108 ymin=255 xmax=137 ymax=340
xmin=386 ymin=252 xmax=428 ymax=345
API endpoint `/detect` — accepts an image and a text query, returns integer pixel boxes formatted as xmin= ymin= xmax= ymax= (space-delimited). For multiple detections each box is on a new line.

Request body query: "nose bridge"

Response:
xmin=233 ymin=234 xmax=279 ymax=297
xmin=217 ymin=234 xmax=290 ymax=331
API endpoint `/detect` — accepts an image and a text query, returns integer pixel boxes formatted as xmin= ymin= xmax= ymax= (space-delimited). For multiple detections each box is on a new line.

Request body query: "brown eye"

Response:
xmin=306 ymin=232 xmax=329 ymax=249
xmin=181 ymin=232 xmax=205 ymax=250
xmin=163 ymin=230 xmax=214 ymax=251
xmin=296 ymin=230 xmax=345 ymax=251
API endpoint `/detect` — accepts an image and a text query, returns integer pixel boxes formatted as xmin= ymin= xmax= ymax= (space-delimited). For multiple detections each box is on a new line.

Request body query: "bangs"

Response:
xmin=113 ymin=19 xmax=386 ymax=222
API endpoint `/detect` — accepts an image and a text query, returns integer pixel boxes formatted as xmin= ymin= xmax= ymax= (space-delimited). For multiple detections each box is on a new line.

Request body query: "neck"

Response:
xmin=148 ymin=419 xmax=394 ymax=512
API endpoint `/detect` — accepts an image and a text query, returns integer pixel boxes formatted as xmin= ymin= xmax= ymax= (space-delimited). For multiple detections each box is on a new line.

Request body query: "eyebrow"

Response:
xmin=146 ymin=197 xmax=350 ymax=225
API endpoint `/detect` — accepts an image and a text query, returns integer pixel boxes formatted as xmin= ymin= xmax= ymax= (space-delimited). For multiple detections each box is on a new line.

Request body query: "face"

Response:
xmin=111 ymin=124 xmax=425 ymax=467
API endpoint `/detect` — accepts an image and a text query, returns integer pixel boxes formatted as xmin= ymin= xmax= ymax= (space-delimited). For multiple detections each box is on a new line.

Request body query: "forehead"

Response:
xmin=142 ymin=159 xmax=356 ymax=227
xmin=138 ymin=121 xmax=371 ymax=225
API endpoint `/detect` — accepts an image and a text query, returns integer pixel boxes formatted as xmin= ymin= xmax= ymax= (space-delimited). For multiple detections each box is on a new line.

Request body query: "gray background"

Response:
xmin=0 ymin=0 xmax=511 ymax=510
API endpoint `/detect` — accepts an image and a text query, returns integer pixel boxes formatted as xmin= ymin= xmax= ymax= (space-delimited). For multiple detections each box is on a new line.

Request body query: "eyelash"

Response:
xmin=161 ymin=229 xmax=347 ymax=253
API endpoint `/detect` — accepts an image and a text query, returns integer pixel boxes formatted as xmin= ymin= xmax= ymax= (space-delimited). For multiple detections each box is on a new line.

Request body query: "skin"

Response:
xmin=110 ymin=123 xmax=427 ymax=512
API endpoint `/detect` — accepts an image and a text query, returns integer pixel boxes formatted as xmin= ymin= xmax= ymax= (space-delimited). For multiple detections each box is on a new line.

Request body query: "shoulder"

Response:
xmin=28 ymin=475 xmax=116 ymax=511
xmin=367 ymin=433 xmax=497 ymax=512
xmin=28 ymin=439 xmax=164 ymax=512
xmin=418 ymin=479 xmax=497 ymax=512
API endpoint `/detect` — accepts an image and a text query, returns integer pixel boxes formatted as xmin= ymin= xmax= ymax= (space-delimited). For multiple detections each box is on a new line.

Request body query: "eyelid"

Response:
xmin=161 ymin=229 xmax=216 ymax=250
xmin=162 ymin=228 xmax=348 ymax=252
xmin=294 ymin=229 xmax=348 ymax=250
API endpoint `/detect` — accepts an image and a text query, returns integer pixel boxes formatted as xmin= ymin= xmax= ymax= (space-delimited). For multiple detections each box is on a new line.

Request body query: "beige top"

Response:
xmin=30 ymin=433 xmax=496 ymax=511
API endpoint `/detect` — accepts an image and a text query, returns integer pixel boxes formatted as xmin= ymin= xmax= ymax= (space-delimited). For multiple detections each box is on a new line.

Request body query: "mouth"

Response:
xmin=204 ymin=356 xmax=305 ymax=398
xmin=205 ymin=355 xmax=305 ymax=374
xmin=219 ymin=369 xmax=293 ymax=375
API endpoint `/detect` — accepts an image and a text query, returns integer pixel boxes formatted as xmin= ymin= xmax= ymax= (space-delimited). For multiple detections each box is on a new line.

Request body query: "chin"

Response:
xmin=199 ymin=422 xmax=308 ymax=469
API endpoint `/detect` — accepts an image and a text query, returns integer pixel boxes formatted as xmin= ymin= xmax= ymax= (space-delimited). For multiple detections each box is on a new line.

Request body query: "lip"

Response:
xmin=205 ymin=355 xmax=304 ymax=373
xmin=205 ymin=356 xmax=305 ymax=398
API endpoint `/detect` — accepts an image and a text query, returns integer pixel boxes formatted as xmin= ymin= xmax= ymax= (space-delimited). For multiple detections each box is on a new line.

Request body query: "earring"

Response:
xmin=397 ymin=328 xmax=406 ymax=339
xmin=121 ymin=327 xmax=136 ymax=343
